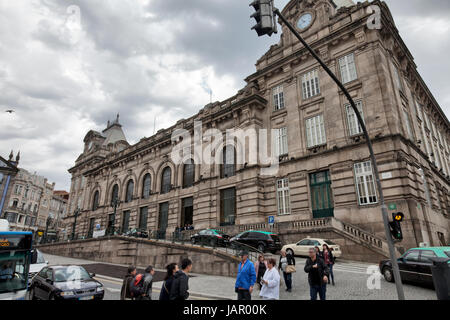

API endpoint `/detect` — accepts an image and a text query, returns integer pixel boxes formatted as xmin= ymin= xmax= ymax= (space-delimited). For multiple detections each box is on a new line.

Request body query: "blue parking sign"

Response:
xmin=268 ymin=216 xmax=275 ymax=225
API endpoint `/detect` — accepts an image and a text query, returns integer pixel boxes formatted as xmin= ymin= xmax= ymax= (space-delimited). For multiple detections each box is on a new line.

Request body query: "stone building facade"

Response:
xmin=64 ymin=0 xmax=450 ymax=251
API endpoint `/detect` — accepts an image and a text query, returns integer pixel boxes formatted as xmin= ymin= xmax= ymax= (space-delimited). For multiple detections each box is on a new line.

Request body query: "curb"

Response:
xmin=94 ymin=274 xmax=233 ymax=300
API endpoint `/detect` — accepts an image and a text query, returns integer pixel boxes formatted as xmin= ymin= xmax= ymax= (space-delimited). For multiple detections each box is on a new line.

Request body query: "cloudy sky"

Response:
xmin=0 ymin=0 xmax=449 ymax=191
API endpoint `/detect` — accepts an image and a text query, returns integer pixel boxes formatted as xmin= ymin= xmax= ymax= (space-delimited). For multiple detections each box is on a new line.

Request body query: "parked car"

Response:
xmin=29 ymin=265 xmax=104 ymax=300
xmin=281 ymin=238 xmax=342 ymax=258
xmin=123 ymin=228 xmax=148 ymax=238
xmin=28 ymin=249 xmax=49 ymax=286
xmin=190 ymin=229 xmax=230 ymax=247
xmin=229 ymin=230 xmax=282 ymax=254
xmin=379 ymin=247 xmax=450 ymax=288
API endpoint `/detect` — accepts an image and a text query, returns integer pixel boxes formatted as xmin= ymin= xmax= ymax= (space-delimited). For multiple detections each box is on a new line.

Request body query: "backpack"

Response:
xmin=130 ymin=274 xmax=145 ymax=298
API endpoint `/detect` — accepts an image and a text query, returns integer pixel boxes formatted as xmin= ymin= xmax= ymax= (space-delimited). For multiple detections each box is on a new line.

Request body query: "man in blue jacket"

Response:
xmin=235 ymin=250 xmax=256 ymax=300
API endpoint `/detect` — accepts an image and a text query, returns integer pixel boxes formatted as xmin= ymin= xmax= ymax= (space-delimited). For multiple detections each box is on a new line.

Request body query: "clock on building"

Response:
xmin=297 ymin=13 xmax=313 ymax=30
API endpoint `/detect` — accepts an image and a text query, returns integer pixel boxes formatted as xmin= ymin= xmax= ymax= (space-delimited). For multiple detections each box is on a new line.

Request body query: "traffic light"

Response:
xmin=389 ymin=212 xmax=404 ymax=241
xmin=250 ymin=0 xmax=277 ymax=37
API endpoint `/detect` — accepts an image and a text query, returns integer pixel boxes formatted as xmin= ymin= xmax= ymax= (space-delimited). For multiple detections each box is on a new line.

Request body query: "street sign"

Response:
xmin=93 ymin=229 xmax=106 ymax=238
xmin=96 ymin=224 xmax=101 ymax=230
xmin=388 ymin=203 xmax=397 ymax=210
xmin=268 ymin=216 xmax=275 ymax=225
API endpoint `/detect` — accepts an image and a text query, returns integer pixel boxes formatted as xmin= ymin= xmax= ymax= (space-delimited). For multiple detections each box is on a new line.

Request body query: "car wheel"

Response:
xmin=257 ymin=244 xmax=265 ymax=253
xmin=287 ymin=249 xmax=294 ymax=256
xmin=383 ymin=267 xmax=394 ymax=282
xmin=209 ymin=239 xmax=216 ymax=247
xmin=49 ymin=294 xmax=55 ymax=301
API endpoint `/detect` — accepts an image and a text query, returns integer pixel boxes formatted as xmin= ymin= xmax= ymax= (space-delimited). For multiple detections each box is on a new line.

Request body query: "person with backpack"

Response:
xmin=169 ymin=258 xmax=192 ymax=300
xmin=130 ymin=273 xmax=146 ymax=300
xmin=159 ymin=263 xmax=179 ymax=300
xmin=120 ymin=265 xmax=136 ymax=300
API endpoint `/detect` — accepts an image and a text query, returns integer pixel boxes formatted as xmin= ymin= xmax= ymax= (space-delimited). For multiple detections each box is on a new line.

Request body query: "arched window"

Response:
xmin=92 ymin=191 xmax=99 ymax=211
xmin=161 ymin=167 xmax=172 ymax=194
xmin=221 ymin=145 xmax=236 ymax=178
xmin=111 ymin=184 xmax=119 ymax=204
xmin=125 ymin=180 xmax=134 ymax=203
xmin=142 ymin=174 xmax=151 ymax=199
xmin=183 ymin=159 xmax=195 ymax=189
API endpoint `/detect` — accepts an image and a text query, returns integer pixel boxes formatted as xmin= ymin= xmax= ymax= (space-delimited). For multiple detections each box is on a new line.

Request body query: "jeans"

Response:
xmin=237 ymin=289 xmax=251 ymax=300
xmin=310 ymin=284 xmax=326 ymax=300
xmin=283 ymin=272 xmax=292 ymax=290
xmin=328 ymin=264 xmax=334 ymax=284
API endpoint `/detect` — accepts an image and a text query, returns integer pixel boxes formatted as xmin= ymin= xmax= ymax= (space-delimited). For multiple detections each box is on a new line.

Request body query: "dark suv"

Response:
xmin=229 ymin=231 xmax=282 ymax=254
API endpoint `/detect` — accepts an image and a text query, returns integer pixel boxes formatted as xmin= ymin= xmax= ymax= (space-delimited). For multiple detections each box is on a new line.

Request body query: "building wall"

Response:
xmin=64 ymin=1 xmax=450 ymax=249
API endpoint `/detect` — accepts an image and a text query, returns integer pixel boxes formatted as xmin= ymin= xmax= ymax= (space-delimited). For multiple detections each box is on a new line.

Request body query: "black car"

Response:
xmin=229 ymin=230 xmax=282 ymax=254
xmin=379 ymin=247 xmax=450 ymax=288
xmin=29 ymin=265 xmax=104 ymax=300
xmin=190 ymin=229 xmax=230 ymax=247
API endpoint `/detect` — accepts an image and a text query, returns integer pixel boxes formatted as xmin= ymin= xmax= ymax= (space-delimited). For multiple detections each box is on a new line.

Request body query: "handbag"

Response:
xmin=285 ymin=265 xmax=296 ymax=274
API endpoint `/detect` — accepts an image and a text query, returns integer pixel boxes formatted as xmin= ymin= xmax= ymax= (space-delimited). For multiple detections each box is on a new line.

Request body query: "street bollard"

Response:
xmin=430 ymin=257 xmax=450 ymax=300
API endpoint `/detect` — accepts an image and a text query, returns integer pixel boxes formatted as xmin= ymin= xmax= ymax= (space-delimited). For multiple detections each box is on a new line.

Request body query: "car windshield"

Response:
xmin=54 ymin=267 xmax=91 ymax=282
xmin=0 ymin=251 xmax=28 ymax=294
xmin=325 ymin=240 xmax=337 ymax=245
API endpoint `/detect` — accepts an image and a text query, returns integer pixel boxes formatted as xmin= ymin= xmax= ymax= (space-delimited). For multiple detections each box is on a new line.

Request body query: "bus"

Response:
xmin=0 ymin=219 xmax=33 ymax=300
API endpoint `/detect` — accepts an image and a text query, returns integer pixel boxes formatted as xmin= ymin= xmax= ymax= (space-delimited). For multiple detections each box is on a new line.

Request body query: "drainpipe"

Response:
xmin=418 ymin=167 xmax=432 ymax=245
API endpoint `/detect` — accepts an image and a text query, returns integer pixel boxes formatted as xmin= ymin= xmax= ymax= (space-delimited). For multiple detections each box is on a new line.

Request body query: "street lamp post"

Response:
xmin=110 ymin=198 xmax=121 ymax=236
xmin=71 ymin=208 xmax=80 ymax=240
xmin=249 ymin=1 xmax=405 ymax=300
xmin=44 ymin=217 xmax=52 ymax=244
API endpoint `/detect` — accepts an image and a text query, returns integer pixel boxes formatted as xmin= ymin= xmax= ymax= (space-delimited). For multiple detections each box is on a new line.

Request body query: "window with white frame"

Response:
xmin=273 ymin=127 xmax=288 ymax=156
xmin=345 ymin=100 xmax=365 ymax=136
xmin=276 ymin=178 xmax=290 ymax=215
xmin=273 ymin=85 xmax=285 ymax=111
xmin=305 ymin=114 xmax=326 ymax=148
xmin=339 ymin=53 xmax=358 ymax=84
xmin=402 ymin=109 xmax=414 ymax=140
xmin=302 ymin=69 xmax=320 ymax=99
xmin=354 ymin=161 xmax=378 ymax=205
xmin=393 ymin=64 xmax=404 ymax=92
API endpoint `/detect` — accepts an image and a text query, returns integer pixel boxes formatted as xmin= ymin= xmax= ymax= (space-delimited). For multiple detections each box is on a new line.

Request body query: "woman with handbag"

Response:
xmin=278 ymin=250 xmax=295 ymax=292
xmin=159 ymin=263 xmax=179 ymax=300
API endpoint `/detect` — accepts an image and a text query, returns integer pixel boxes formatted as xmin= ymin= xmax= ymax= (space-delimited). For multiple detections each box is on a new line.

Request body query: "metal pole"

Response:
xmin=273 ymin=7 xmax=405 ymax=300
xmin=71 ymin=208 xmax=79 ymax=240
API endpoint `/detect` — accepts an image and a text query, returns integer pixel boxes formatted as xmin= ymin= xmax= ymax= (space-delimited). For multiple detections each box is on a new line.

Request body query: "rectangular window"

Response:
xmin=345 ymin=101 xmax=364 ymax=136
xmin=403 ymin=109 xmax=414 ymax=140
xmin=273 ymin=127 xmax=288 ymax=157
xmin=139 ymin=207 xmax=148 ymax=230
xmin=276 ymin=178 xmax=290 ymax=215
xmin=302 ymin=69 xmax=320 ymax=99
xmin=305 ymin=114 xmax=326 ymax=148
xmin=354 ymin=161 xmax=378 ymax=205
xmin=220 ymin=188 xmax=236 ymax=226
xmin=273 ymin=85 xmax=285 ymax=111
xmin=122 ymin=211 xmax=130 ymax=233
xmin=393 ymin=64 xmax=404 ymax=92
xmin=339 ymin=53 xmax=357 ymax=84
xmin=181 ymin=197 xmax=194 ymax=226
xmin=88 ymin=218 xmax=95 ymax=238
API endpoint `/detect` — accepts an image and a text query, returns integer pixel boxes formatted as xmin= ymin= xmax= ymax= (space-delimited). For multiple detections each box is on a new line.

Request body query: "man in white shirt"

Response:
xmin=259 ymin=258 xmax=280 ymax=300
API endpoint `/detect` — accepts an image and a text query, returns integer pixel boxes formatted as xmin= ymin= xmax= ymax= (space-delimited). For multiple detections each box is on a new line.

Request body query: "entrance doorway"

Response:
xmin=310 ymin=170 xmax=334 ymax=218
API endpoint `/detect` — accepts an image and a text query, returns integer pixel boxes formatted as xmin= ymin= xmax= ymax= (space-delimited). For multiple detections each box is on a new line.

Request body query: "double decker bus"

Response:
xmin=0 ymin=219 xmax=33 ymax=300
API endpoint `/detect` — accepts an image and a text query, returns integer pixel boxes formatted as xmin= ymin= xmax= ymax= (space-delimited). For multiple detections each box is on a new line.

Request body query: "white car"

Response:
xmin=28 ymin=249 xmax=48 ymax=286
xmin=281 ymin=238 xmax=342 ymax=258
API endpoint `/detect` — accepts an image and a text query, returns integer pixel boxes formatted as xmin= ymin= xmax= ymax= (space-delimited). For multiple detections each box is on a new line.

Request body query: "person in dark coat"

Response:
xmin=304 ymin=247 xmax=329 ymax=300
xmin=159 ymin=263 xmax=179 ymax=300
xmin=120 ymin=265 xmax=136 ymax=300
xmin=169 ymin=258 xmax=192 ymax=300
xmin=322 ymin=244 xmax=335 ymax=286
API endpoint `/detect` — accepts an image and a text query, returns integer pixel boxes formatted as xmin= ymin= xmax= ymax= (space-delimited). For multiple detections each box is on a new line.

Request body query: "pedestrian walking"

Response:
xmin=169 ymin=258 xmax=192 ymax=300
xmin=315 ymin=246 xmax=322 ymax=258
xmin=141 ymin=265 xmax=156 ymax=300
xmin=254 ymin=254 xmax=268 ymax=290
xmin=259 ymin=258 xmax=280 ymax=300
xmin=120 ymin=265 xmax=136 ymax=300
xmin=159 ymin=263 xmax=179 ymax=300
xmin=130 ymin=273 xmax=146 ymax=300
xmin=304 ymin=247 xmax=329 ymax=300
xmin=322 ymin=244 xmax=335 ymax=286
xmin=235 ymin=250 xmax=256 ymax=300
xmin=278 ymin=250 xmax=295 ymax=292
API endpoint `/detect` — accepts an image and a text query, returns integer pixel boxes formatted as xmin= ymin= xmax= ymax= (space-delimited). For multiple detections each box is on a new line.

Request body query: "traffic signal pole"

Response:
xmin=257 ymin=5 xmax=406 ymax=300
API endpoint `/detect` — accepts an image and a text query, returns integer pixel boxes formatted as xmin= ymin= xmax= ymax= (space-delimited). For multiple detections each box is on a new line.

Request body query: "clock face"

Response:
xmin=297 ymin=13 xmax=313 ymax=30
